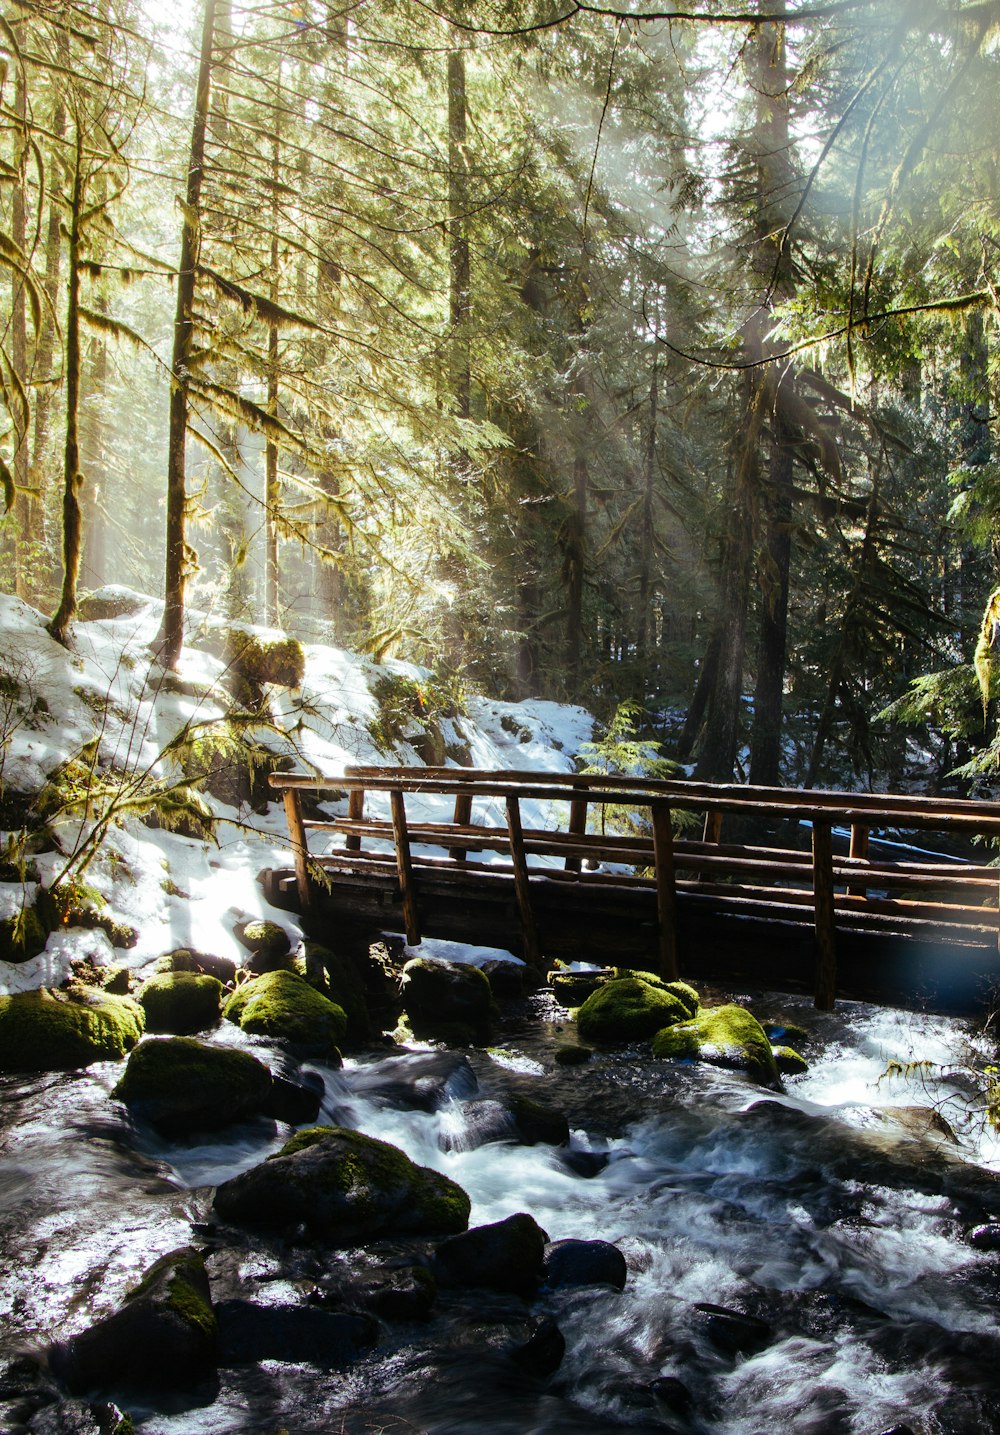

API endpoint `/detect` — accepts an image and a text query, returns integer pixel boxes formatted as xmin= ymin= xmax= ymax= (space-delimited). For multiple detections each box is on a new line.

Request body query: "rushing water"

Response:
xmin=3 ymin=988 xmax=1000 ymax=1435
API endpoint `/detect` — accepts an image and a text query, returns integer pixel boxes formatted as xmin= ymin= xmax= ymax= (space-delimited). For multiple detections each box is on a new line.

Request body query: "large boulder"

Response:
xmin=137 ymin=972 xmax=223 ymax=1035
xmin=400 ymin=957 xmax=492 ymax=1040
xmin=435 ymin=1212 xmax=548 ymax=1296
xmin=113 ymin=1037 xmax=275 ymax=1135
xmin=154 ymin=948 xmax=238 ymax=985
xmin=234 ymin=919 xmax=294 ymax=973
xmin=302 ymin=942 xmax=371 ymax=1043
xmin=542 ymin=1238 xmax=627 ymax=1291
xmin=651 ymin=1003 xmax=780 ymax=1086
xmin=0 ymin=986 xmax=144 ymax=1074
xmin=576 ymin=975 xmax=692 ymax=1044
xmin=213 ymin=1126 xmax=470 ymax=1243
xmin=49 ymin=1247 xmax=216 ymax=1394
xmin=222 ymin=970 xmax=346 ymax=1056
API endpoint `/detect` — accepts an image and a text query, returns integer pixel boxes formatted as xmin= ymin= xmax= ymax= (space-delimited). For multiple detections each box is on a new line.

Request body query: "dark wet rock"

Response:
xmin=508 ymin=1092 xmax=569 ymax=1146
xmin=301 ymin=941 xmax=370 ymax=1042
xmin=213 ymin=1125 xmax=470 ymax=1242
xmin=313 ymin=1264 xmax=438 ymax=1322
xmin=547 ymin=969 xmax=611 ymax=1006
xmin=154 ymin=948 xmax=238 ymax=985
xmin=438 ymin=1098 xmax=513 ymax=1153
xmin=480 ymin=958 xmax=531 ymax=997
xmin=878 ymin=1427 xmax=915 ymax=1435
xmin=510 ymin=1317 xmax=565 ymax=1376
xmin=113 ymin=1036 xmax=273 ymax=1135
xmin=265 ymin=1071 xmax=323 ymax=1124
xmin=554 ymin=1042 xmax=593 ymax=1066
xmin=653 ymin=1004 xmax=780 ymax=1086
xmin=692 ymin=1302 xmax=773 ymax=1356
xmin=436 ymin=1212 xmax=549 ymax=1296
xmin=576 ymin=976 xmax=693 ymax=1043
xmin=542 ymin=1238 xmax=627 ymax=1291
xmin=233 ymin=918 xmax=293 ymax=971
xmin=222 ymin=969 xmax=346 ymax=1056
xmin=649 ymin=1375 xmax=694 ymax=1415
xmin=49 ymin=1247 xmax=216 ymax=1395
xmin=137 ymin=971 xmax=223 ymax=1035
xmin=26 ymin=1399 xmax=134 ymax=1434
xmin=557 ymin=1148 xmax=609 ymax=1178
xmin=0 ymin=986 xmax=144 ymax=1073
xmin=215 ymin=1299 xmax=377 ymax=1368
xmin=969 ymin=1222 xmax=1000 ymax=1250
xmin=400 ymin=957 xmax=492 ymax=1037
xmin=772 ymin=1044 xmax=808 ymax=1075
xmin=761 ymin=1019 xmax=810 ymax=1047
xmin=350 ymin=1051 xmax=478 ymax=1112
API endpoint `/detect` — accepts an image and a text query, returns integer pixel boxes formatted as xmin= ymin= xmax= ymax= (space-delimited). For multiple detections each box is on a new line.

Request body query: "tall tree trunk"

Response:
xmin=636 ymin=353 xmax=659 ymax=665
xmin=80 ymin=322 xmax=109 ymax=589
xmin=48 ymin=125 xmax=85 ymax=646
xmin=11 ymin=62 xmax=30 ymax=597
xmin=749 ymin=399 xmax=794 ymax=784
xmin=448 ymin=47 xmax=471 ymax=424
xmin=158 ymin=0 xmax=217 ymax=669
xmin=564 ymin=453 xmax=588 ymax=693
xmin=264 ymin=71 xmax=283 ymax=626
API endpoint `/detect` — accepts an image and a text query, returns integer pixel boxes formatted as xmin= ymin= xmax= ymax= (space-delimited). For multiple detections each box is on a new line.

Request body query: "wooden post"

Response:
xmin=449 ymin=790 xmax=473 ymax=862
xmin=282 ymin=788 xmax=314 ymax=913
xmin=846 ymin=822 xmax=869 ymax=899
xmin=390 ymin=788 xmax=421 ymax=945
xmin=812 ymin=818 xmax=836 ymax=1010
xmin=565 ymin=793 xmax=588 ymax=872
xmin=505 ymin=794 xmax=542 ymax=968
xmin=345 ymin=787 xmax=365 ymax=852
xmin=703 ymin=810 xmax=723 ymax=844
xmin=651 ymin=801 xmax=679 ymax=980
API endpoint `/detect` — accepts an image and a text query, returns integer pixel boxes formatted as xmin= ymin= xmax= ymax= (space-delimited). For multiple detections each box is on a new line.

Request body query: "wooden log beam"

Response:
xmin=282 ymin=788 xmax=314 ymax=913
xmin=846 ymin=822 xmax=869 ymax=898
xmin=813 ymin=819 xmax=836 ymax=1010
xmin=566 ymin=793 xmax=588 ymax=872
xmin=345 ymin=788 xmax=365 ymax=853
xmin=449 ymin=791 xmax=473 ymax=863
xmin=390 ymin=788 xmax=421 ymax=945
xmin=505 ymin=794 xmax=542 ymax=968
xmin=652 ymin=801 xmax=679 ymax=980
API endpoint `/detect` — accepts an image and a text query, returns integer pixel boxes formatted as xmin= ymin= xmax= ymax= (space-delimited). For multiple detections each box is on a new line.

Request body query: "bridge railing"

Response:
xmin=268 ymin=766 xmax=1000 ymax=1009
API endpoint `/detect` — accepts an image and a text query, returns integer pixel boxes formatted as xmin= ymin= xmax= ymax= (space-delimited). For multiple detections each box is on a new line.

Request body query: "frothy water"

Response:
xmin=3 ymin=992 xmax=1000 ymax=1433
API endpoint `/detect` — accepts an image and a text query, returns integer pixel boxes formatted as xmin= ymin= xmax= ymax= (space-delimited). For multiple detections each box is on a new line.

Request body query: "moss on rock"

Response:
xmin=113 ymin=1035 xmax=274 ymax=1134
xmin=234 ymin=919 xmax=293 ymax=971
xmin=554 ymin=1042 xmax=593 ymax=1066
xmin=213 ymin=1125 xmax=470 ymax=1242
xmin=651 ymin=1003 xmax=780 ymax=1086
xmin=400 ymin=957 xmax=492 ymax=1040
xmin=302 ymin=941 xmax=370 ymax=1043
xmin=576 ymin=976 xmax=692 ymax=1044
xmin=772 ymin=1045 xmax=808 ymax=1076
xmin=138 ymin=972 xmax=224 ymax=1035
xmin=0 ymin=985 xmax=144 ymax=1073
xmin=0 ymin=900 xmax=47 ymax=963
xmin=223 ymin=969 xmax=346 ymax=1054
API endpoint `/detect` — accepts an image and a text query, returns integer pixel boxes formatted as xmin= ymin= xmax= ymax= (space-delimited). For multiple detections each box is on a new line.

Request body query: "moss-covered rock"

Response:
xmin=222 ymin=969 xmax=346 ymax=1055
xmin=213 ymin=1125 xmax=470 ymax=1243
xmin=154 ymin=947 xmax=238 ymax=985
xmin=400 ymin=957 xmax=492 ymax=1039
xmin=302 ymin=941 xmax=370 ymax=1043
xmin=772 ymin=1045 xmax=808 ymax=1076
xmin=0 ymin=985 xmax=144 ymax=1073
xmin=576 ymin=976 xmax=692 ymax=1044
xmin=49 ymin=1247 xmax=217 ymax=1394
xmin=548 ymin=968 xmax=611 ymax=1007
xmin=138 ymin=972 xmax=224 ymax=1035
xmin=651 ymin=1003 xmax=780 ymax=1086
xmin=114 ymin=1036 xmax=274 ymax=1134
xmin=554 ymin=1042 xmax=593 ymax=1066
xmin=234 ymin=918 xmax=293 ymax=972
xmin=0 ymin=899 xmax=47 ymax=963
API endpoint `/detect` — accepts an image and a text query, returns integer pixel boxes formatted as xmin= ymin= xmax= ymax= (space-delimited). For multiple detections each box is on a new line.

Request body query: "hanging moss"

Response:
xmin=0 ymin=985 xmax=145 ymax=1073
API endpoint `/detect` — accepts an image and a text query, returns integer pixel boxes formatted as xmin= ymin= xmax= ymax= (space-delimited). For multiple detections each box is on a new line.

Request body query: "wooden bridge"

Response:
xmin=262 ymin=766 xmax=1000 ymax=1012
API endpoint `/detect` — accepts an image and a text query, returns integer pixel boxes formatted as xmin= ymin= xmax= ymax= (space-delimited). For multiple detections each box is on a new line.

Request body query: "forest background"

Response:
xmin=3 ymin=0 xmax=1000 ymax=795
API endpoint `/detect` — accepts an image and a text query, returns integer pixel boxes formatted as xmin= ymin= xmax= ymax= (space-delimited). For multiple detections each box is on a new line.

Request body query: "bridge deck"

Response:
xmin=263 ymin=767 xmax=1000 ymax=1012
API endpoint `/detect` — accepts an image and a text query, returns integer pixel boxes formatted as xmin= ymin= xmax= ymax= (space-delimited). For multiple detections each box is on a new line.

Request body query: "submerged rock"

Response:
xmin=652 ymin=1003 xmax=780 ymax=1086
xmin=554 ymin=1042 xmax=593 ymax=1066
xmin=542 ymin=1238 xmax=627 ymax=1291
xmin=400 ymin=957 xmax=493 ymax=1039
xmin=510 ymin=1317 xmax=565 ymax=1376
xmin=435 ymin=1212 xmax=549 ymax=1295
xmin=576 ymin=975 xmax=693 ymax=1043
xmin=49 ymin=1247 xmax=216 ymax=1394
xmin=0 ymin=986 xmax=144 ymax=1073
xmin=508 ymin=1093 xmax=570 ymax=1146
xmin=691 ymin=1302 xmax=773 ymax=1356
xmin=213 ymin=1125 xmax=470 ymax=1243
xmin=350 ymin=1051 xmax=478 ymax=1112
xmin=137 ymin=971 xmax=223 ymax=1035
xmin=222 ymin=969 xmax=346 ymax=1055
xmin=113 ymin=1036 xmax=274 ymax=1134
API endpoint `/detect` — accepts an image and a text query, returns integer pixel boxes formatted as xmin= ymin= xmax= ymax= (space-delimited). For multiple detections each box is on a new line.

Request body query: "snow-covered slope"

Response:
xmin=0 ymin=589 xmax=593 ymax=994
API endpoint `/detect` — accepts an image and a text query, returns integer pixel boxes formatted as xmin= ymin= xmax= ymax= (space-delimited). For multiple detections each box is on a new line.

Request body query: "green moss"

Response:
xmin=772 ymin=1045 xmax=809 ymax=1076
xmin=223 ymin=969 xmax=347 ymax=1053
xmin=301 ymin=942 xmax=370 ymax=1042
xmin=652 ymin=1003 xmax=780 ymax=1086
xmin=0 ymin=985 xmax=144 ymax=1073
xmin=228 ymin=630 xmax=305 ymax=689
xmin=576 ymin=976 xmax=692 ymax=1043
xmin=554 ymin=1042 xmax=593 ymax=1066
xmin=138 ymin=971 xmax=223 ymax=1034
xmin=113 ymin=1035 xmax=272 ymax=1133
xmin=608 ymin=970 xmax=700 ymax=1016
xmin=0 ymin=901 xmax=47 ymax=962
xmin=128 ymin=1247 xmax=217 ymax=1342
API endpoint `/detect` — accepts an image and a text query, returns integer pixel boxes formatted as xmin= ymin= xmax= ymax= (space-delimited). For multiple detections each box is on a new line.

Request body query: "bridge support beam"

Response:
xmin=506 ymin=795 xmax=542 ymax=968
xmin=813 ymin=818 xmax=836 ymax=1009
xmin=652 ymin=801 xmax=679 ymax=981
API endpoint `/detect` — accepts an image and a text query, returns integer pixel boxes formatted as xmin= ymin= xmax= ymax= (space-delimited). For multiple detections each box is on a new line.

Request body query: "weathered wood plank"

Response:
xmin=282 ymin=789 xmax=314 ymax=913
xmin=566 ymin=794 xmax=588 ymax=873
xmin=390 ymin=789 xmax=420 ymax=945
xmin=345 ymin=788 xmax=365 ymax=853
xmin=813 ymin=819 xmax=836 ymax=1010
xmin=652 ymin=801 xmax=679 ymax=980
xmin=505 ymin=795 xmax=542 ymax=968
xmin=449 ymin=792 xmax=474 ymax=863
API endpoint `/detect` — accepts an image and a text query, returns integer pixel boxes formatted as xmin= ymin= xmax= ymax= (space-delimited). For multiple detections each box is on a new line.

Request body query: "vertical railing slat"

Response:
xmin=652 ymin=801 xmax=679 ymax=981
xmin=345 ymin=787 xmax=365 ymax=853
xmin=565 ymin=792 xmax=588 ymax=872
xmin=506 ymin=795 xmax=542 ymax=968
xmin=390 ymin=788 xmax=421 ymax=946
xmin=449 ymin=790 xmax=473 ymax=863
xmin=846 ymin=822 xmax=869 ymax=899
xmin=283 ymin=788 xmax=314 ymax=913
xmin=812 ymin=818 xmax=836 ymax=1010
